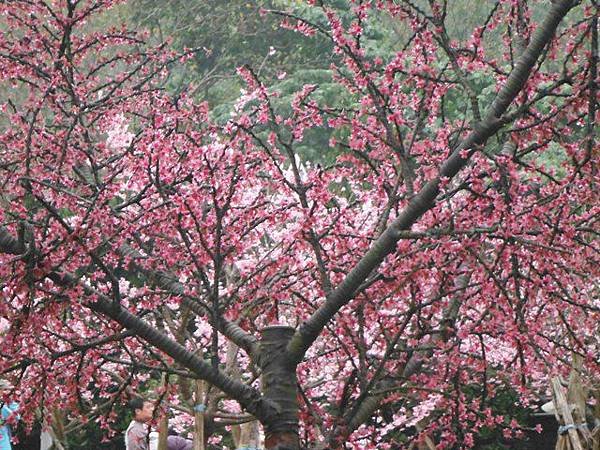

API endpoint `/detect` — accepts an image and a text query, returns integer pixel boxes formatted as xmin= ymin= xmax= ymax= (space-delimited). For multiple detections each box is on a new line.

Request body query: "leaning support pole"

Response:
xmin=193 ymin=380 xmax=205 ymax=450
xmin=158 ymin=375 xmax=169 ymax=450
xmin=158 ymin=414 xmax=169 ymax=450
xmin=237 ymin=420 xmax=261 ymax=450
xmin=552 ymin=377 xmax=586 ymax=450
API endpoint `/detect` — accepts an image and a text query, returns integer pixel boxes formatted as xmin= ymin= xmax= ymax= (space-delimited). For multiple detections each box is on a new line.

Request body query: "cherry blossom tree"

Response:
xmin=0 ymin=0 xmax=598 ymax=449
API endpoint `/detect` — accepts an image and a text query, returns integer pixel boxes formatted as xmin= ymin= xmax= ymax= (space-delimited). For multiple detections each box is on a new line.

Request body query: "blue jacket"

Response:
xmin=0 ymin=403 xmax=19 ymax=450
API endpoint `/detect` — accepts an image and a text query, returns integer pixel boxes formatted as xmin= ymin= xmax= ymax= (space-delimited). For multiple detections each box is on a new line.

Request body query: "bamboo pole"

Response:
xmin=51 ymin=408 xmax=66 ymax=445
xmin=593 ymin=388 xmax=600 ymax=450
xmin=232 ymin=423 xmax=241 ymax=448
xmin=157 ymin=374 xmax=170 ymax=450
xmin=158 ymin=414 xmax=169 ymax=450
xmin=568 ymin=356 xmax=588 ymax=430
xmin=238 ymin=420 xmax=261 ymax=449
xmin=552 ymin=377 xmax=585 ymax=450
xmin=193 ymin=380 xmax=205 ymax=450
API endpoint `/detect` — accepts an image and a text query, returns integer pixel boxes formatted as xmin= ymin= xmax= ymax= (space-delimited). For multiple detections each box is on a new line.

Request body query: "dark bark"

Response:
xmin=584 ymin=3 xmax=597 ymax=168
xmin=258 ymin=326 xmax=300 ymax=450
xmin=0 ymin=226 xmax=25 ymax=254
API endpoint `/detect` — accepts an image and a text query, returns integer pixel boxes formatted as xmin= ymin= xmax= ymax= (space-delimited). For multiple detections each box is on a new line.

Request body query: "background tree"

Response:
xmin=0 ymin=0 xmax=597 ymax=449
xmin=125 ymin=0 xmax=338 ymax=105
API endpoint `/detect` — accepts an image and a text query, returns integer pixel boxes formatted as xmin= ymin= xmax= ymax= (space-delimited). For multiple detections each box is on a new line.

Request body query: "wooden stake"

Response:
xmin=193 ymin=380 xmax=205 ymax=450
xmin=552 ymin=377 xmax=584 ymax=450
xmin=158 ymin=414 xmax=169 ymax=450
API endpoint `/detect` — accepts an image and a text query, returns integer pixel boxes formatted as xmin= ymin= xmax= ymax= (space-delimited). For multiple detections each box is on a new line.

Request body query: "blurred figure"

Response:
xmin=0 ymin=380 xmax=19 ymax=450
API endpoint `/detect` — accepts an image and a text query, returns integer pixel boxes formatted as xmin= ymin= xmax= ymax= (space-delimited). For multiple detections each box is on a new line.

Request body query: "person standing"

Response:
xmin=0 ymin=380 xmax=19 ymax=450
xmin=126 ymin=398 xmax=157 ymax=450
xmin=126 ymin=397 xmax=192 ymax=450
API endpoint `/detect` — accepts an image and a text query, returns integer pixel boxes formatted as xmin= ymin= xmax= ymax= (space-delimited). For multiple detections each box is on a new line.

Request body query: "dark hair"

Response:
xmin=128 ymin=397 xmax=146 ymax=414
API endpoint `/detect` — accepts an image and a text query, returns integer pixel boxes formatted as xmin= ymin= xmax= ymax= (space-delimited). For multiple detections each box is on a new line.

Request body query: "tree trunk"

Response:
xmin=259 ymin=326 xmax=299 ymax=450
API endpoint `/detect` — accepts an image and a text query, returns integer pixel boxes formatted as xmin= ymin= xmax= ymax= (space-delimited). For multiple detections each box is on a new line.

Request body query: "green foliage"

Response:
xmin=126 ymin=0 xmax=333 ymax=105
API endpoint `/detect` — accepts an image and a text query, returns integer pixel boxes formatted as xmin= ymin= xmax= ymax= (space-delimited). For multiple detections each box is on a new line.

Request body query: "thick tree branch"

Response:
xmin=0 ymin=230 xmax=277 ymax=423
xmin=286 ymin=0 xmax=577 ymax=365
xmin=141 ymin=267 xmax=259 ymax=358
xmin=0 ymin=226 xmax=25 ymax=255
xmin=583 ymin=3 xmax=597 ymax=168
xmin=69 ymin=276 xmax=277 ymax=422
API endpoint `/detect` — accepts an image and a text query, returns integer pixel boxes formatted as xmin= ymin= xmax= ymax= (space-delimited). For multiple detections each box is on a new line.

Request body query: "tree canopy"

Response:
xmin=0 ymin=0 xmax=597 ymax=449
